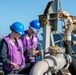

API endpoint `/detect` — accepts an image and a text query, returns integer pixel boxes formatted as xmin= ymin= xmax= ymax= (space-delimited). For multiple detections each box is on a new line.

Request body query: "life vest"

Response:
xmin=3 ymin=35 xmax=25 ymax=71
xmin=22 ymin=30 xmax=38 ymax=62
xmin=22 ymin=30 xmax=38 ymax=50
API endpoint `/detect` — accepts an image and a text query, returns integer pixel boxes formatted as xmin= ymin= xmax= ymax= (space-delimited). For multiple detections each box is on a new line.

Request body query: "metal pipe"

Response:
xmin=29 ymin=54 xmax=72 ymax=75
xmin=29 ymin=59 xmax=54 ymax=75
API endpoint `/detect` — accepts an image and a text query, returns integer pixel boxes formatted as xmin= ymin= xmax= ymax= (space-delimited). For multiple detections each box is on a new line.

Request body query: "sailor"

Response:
xmin=21 ymin=20 xmax=41 ymax=74
xmin=0 ymin=22 xmax=25 ymax=74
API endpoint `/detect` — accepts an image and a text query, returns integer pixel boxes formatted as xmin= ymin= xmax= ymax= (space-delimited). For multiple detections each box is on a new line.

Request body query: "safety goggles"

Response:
xmin=30 ymin=27 xmax=40 ymax=34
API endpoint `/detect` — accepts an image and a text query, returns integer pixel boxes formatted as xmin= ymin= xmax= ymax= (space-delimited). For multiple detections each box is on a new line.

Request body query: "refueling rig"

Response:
xmin=29 ymin=0 xmax=76 ymax=75
xmin=0 ymin=0 xmax=76 ymax=75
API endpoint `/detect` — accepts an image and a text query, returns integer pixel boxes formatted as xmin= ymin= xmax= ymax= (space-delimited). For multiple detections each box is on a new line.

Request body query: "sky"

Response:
xmin=0 ymin=0 xmax=76 ymax=40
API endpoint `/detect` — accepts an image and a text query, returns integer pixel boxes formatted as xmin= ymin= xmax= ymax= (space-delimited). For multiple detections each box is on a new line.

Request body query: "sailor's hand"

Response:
xmin=34 ymin=50 xmax=40 ymax=57
xmin=11 ymin=62 xmax=20 ymax=70
xmin=28 ymin=47 xmax=35 ymax=53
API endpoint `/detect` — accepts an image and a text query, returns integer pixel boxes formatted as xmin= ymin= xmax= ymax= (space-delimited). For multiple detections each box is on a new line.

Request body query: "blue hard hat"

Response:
xmin=30 ymin=20 xmax=40 ymax=34
xmin=10 ymin=22 xmax=24 ymax=35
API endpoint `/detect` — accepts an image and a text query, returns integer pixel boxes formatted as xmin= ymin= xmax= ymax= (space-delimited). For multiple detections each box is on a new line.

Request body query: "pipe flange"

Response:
xmin=45 ymin=55 xmax=57 ymax=70
xmin=63 ymin=54 xmax=72 ymax=69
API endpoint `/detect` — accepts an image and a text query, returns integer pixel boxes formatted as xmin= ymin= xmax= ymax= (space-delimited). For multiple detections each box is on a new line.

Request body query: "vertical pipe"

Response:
xmin=43 ymin=25 xmax=51 ymax=52
xmin=50 ymin=32 xmax=55 ymax=46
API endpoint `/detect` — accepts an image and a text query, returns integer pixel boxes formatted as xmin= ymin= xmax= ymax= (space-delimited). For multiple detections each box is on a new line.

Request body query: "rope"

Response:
xmin=55 ymin=40 xmax=62 ymax=43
